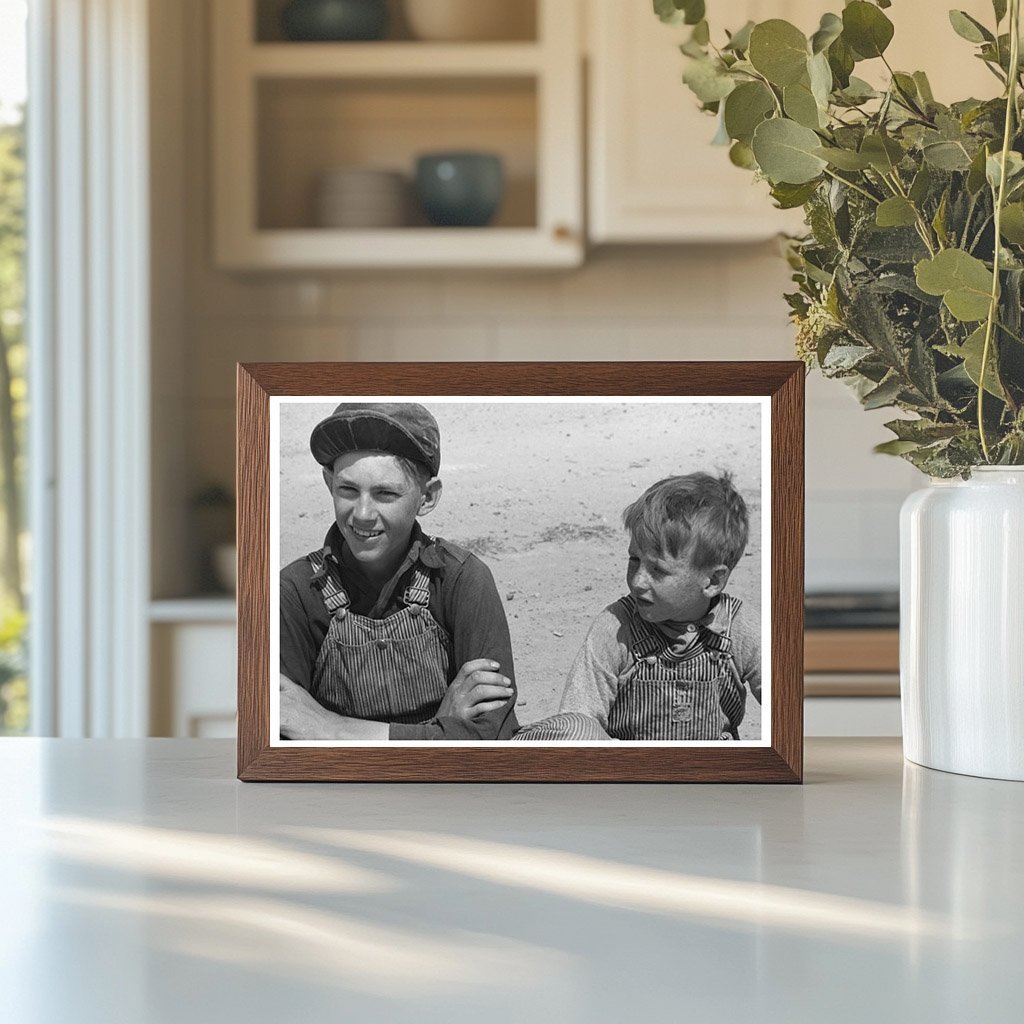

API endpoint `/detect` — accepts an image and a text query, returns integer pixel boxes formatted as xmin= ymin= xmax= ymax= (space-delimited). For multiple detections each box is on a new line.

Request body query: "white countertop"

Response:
xmin=1 ymin=738 xmax=1021 ymax=1023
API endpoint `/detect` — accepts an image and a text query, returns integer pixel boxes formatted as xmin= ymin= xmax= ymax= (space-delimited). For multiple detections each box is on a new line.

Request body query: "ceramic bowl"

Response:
xmin=403 ymin=0 xmax=534 ymax=42
xmin=315 ymin=168 xmax=407 ymax=228
xmin=414 ymin=152 xmax=504 ymax=227
xmin=281 ymin=0 xmax=388 ymax=42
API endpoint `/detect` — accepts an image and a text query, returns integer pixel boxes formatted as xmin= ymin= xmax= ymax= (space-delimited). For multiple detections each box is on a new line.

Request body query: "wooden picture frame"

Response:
xmin=238 ymin=362 xmax=804 ymax=782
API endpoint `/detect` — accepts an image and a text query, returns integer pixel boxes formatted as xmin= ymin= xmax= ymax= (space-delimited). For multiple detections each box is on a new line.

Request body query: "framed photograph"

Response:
xmin=237 ymin=362 xmax=803 ymax=782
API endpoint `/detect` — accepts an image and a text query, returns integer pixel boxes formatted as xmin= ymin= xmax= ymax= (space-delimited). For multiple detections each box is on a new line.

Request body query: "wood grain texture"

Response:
xmin=805 ymin=629 xmax=899 ymax=674
xmin=236 ymin=361 xmax=805 ymax=783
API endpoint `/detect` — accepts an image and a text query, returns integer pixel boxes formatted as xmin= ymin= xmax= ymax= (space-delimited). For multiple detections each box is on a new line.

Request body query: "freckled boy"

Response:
xmin=516 ymin=472 xmax=761 ymax=742
xmin=279 ymin=402 xmax=519 ymax=741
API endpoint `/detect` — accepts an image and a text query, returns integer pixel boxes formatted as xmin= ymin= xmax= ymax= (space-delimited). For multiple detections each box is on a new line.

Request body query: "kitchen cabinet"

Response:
xmin=586 ymin=0 xmax=1000 ymax=244
xmin=150 ymin=601 xmax=237 ymax=738
xmin=587 ymin=0 xmax=810 ymax=243
xmin=211 ymin=0 xmax=583 ymax=268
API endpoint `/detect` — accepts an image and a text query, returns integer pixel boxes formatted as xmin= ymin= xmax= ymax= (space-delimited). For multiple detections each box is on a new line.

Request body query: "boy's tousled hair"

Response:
xmin=623 ymin=472 xmax=749 ymax=570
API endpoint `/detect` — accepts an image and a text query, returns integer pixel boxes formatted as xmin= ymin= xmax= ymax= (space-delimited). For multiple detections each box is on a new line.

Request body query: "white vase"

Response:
xmin=900 ymin=467 xmax=1024 ymax=780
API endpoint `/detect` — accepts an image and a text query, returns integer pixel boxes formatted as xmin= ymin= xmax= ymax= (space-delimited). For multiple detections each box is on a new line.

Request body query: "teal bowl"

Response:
xmin=281 ymin=0 xmax=388 ymax=42
xmin=415 ymin=153 xmax=505 ymax=227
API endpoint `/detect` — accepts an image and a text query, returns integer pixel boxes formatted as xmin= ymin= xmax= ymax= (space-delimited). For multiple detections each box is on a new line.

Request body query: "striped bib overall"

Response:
xmin=306 ymin=547 xmax=453 ymax=724
xmin=609 ymin=594 xmax=746 ymax=740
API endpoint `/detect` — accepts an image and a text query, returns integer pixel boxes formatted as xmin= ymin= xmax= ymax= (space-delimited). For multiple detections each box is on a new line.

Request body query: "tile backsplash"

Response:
xmin=181 ymin=246 xmax=917 ymax=593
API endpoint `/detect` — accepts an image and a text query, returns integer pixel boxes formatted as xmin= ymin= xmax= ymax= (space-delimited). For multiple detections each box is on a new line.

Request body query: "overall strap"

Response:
xmin=622 ymin=596 xmax=669 ymax=661
xmin=401 ymin=563 xmax=433 ymax=609
xmin=307 ymin=548 xmax=351 ymax=620
xmin=702 ymin=594 xmax=742 ymax=655
xmin=623 ymin=594 xmax=743 ymax=661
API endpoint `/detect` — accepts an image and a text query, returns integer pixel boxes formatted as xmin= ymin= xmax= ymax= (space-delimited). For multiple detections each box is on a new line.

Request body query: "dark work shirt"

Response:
xmin=280 ymin=523 xmax=519 ymax=740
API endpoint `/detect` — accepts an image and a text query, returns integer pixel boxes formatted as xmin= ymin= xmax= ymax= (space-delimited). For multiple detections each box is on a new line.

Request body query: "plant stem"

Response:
xmin=884 ymin=170 xmax=938 ymax=255
xmin=822 ymin=167 xmax=880 ymax=205
xmin=978 ymin=0 xmax=1021 ymax=462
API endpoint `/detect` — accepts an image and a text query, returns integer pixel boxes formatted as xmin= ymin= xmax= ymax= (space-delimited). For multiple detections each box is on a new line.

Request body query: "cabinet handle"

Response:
xmin=553 ymin=224 xmax=575 ymax=241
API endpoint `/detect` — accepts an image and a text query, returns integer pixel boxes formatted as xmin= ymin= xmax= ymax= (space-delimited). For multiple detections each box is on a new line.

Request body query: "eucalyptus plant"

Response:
xmin=657 ymin=0 xmax=1024 ymax=476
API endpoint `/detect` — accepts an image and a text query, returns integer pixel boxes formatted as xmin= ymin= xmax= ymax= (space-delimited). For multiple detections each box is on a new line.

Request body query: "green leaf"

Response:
xmin=986 ymin=151 xmax=1024 ymax=191
xmin=723 ymin=20 xmax=755 ymax=53
xmin=862 ymin=374 xmax=903 ymax=409
xmin=751 ymin=118 xmax=828 ymax=184
xmin=748 ymin=20 xmax=809 ymax=87
xmin=1000 ymin=203 xmax=1024 ymax=245
xmin=813 ymin=146 xmax=872 ymax=170
xmin=932 ymin=190 xmax=950 ymax=247
xmin=948 ymin=10 xmax=994 ymax=44
xmin=909 ymin=164 xmax=933 ymax=205
xmin=729 ymin=140 xmax=757 ymax=169
xmin=827 ymin=35 xmax=856 ymax=89
xmin=683 ymin=2 xmax=705 ymax=28
xmin=891 ymin=72 xmax=922 ymax=109
xmin=922 ymin=140 xmax=973 ymax=171
xmin=860 ymin=133 xmax=904 ymax=173
xmin=723 ymin=81 xmax=776 ymax=144
xmin=770 ymin=180 xmax=820 ymax=209
xmin=810 ymin=13 xmax=843 ymax=54
xmin=836 ymin=76 xmax=879 ymax=105
xmin=874 ymin=439 xmax=922 ymax=455
xmin=967 ymin=144 xmax=991 ymax=194
xmin=784 ymin=80 xmax=824 ymax=129
xmin=876 ymin=197 xmax=918 ymax=228
xmin=691 ymin=19 xmax=710 ymax=45
xmin=993 ymin=0 xmax=1008 ymax=24
xmin=940 ymin=325 xmax=1006 ymax=398
xmin=842 ymin=1 xmax=895 ymax=59
xmin=912 ymin=71 xmax=935 ymax=104
xmin=915 ymin=250 xmax=994 ymax=322
xmin=653 ymin=0 xmax=705 ymax=26
xmin=808 ymin=51 xmax=833 ymax=110
xmin=884 ymin=418 xmax=963 ymax=443
xmin=682 ymin=57 xmax=737 ymax=104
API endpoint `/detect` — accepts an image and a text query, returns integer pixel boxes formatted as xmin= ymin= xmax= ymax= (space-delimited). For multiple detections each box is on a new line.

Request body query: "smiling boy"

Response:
xmin=279 ymin=402 xmax=519 ymax=741
xmin=516 ymin=472 xmax=760 ymax=742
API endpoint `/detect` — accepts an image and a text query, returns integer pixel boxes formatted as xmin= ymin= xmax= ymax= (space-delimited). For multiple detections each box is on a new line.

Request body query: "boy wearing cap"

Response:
xmin=279 ymin=402 xmax=520 ymax=741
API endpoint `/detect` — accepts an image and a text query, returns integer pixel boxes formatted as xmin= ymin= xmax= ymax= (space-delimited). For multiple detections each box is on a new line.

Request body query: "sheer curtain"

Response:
xmin=28 ymin=0 xmax=150 ymax=736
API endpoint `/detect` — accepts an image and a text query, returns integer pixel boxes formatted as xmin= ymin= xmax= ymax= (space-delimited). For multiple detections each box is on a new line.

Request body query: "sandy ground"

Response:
xmin=278 ymin=399 xmax=764 ymax=738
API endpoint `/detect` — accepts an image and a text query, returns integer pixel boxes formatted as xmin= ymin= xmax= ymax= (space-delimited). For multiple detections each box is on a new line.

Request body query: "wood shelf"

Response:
xmin=216 ymin=227 xmax=580 ymax=270
xmin=249 ymin=42 xmax=544 ymax=78
xmin=805 ymin=629 xmax=899 ymax=675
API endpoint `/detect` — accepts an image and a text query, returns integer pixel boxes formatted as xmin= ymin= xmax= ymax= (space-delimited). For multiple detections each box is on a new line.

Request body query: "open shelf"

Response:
xmin=256 ymin=77 xmax=537 ymax=231
xmin=254 ymin=0 xmax=539 ymax=45
xmin=212 ymin=0 xmax=581 ymax=268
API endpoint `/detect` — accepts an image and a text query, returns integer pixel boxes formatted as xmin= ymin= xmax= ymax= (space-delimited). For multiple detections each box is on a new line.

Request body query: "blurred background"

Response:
xmin=1 ymin=0 xmax=998 ymax=739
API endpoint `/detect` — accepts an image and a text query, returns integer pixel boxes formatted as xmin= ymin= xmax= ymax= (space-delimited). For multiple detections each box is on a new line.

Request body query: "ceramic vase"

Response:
xmin=900 ymin=467 xmax=1024 ymax=780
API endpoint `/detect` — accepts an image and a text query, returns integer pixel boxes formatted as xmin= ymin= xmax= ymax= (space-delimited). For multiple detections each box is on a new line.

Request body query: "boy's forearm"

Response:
xmin=279 ymin=674 xmax=388 ymax=740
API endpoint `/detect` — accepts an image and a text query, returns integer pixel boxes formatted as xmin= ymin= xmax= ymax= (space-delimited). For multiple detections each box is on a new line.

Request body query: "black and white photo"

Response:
xmin=271 ymin=396 xmax=770 ymax=747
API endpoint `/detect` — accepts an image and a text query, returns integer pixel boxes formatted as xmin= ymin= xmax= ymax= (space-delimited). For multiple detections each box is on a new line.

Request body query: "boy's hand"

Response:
xmin=438 ymin=659 xmax=514 ymax=723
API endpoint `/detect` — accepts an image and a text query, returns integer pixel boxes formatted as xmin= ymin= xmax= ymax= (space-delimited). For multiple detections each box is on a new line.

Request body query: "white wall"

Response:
xmin=153 ymin=0 xmax=921 ymax=599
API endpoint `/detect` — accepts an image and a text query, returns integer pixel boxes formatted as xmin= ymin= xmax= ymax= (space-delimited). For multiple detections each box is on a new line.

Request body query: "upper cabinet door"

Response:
xmin=211 ymin=0 xmax=584 ymax=269
xmin=587 ymin=0 xmax=998 ymax=245
xmin=587 ymin=0 xmax=810 ymax=243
